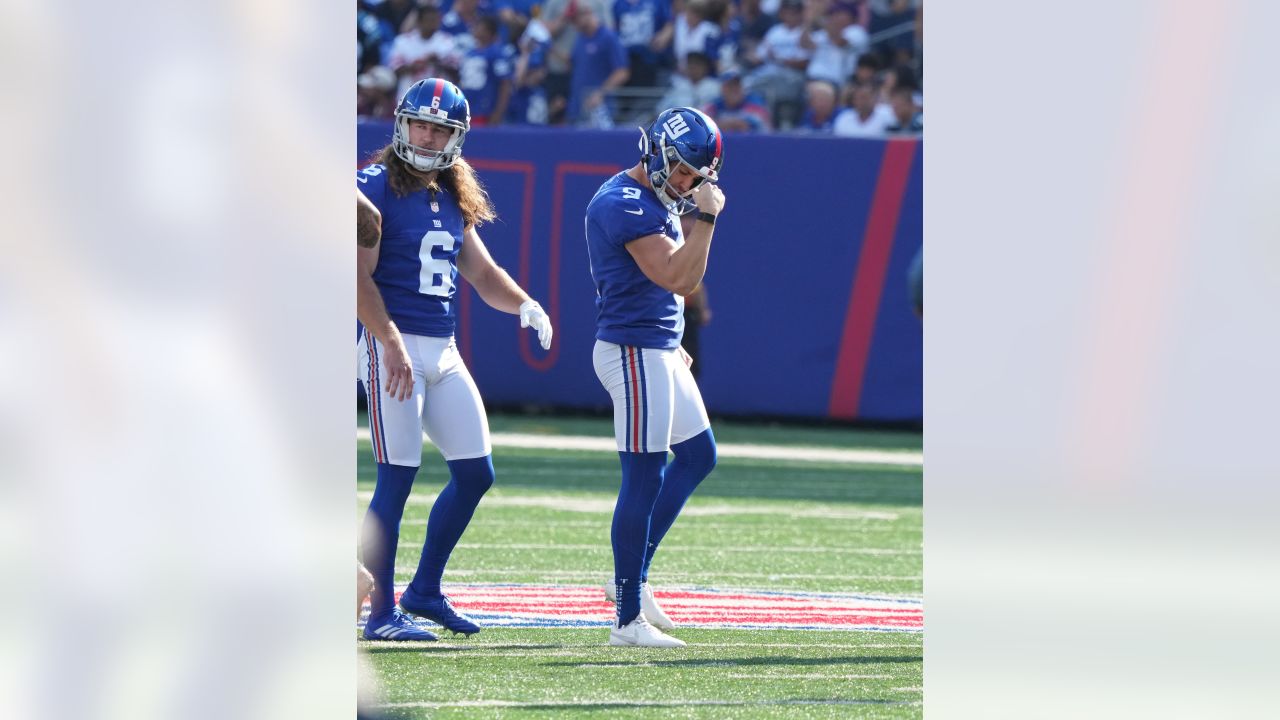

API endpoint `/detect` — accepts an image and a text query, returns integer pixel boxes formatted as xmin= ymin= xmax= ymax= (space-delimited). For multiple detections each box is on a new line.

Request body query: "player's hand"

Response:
xmin=677 ymin=345 xmax=693 ymax=369
xmin=520 ymin=300 xmax=553 ymax=350
xmin=383 ymin=335 xmax=414 ymax=402
xmin=691 ymin=182 xmax=725 ymax=215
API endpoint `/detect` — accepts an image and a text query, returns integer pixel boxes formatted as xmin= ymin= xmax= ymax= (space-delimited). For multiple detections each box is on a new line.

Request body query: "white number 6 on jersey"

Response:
xmin=418 ymin=230 xmax=456 ymax=297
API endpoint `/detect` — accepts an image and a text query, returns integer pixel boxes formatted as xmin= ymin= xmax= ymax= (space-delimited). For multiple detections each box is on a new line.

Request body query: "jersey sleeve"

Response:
xmin=356 ymin=164 xmax=389 ymax=209
xmin=594 ymin=191 xmax=668 ymax=248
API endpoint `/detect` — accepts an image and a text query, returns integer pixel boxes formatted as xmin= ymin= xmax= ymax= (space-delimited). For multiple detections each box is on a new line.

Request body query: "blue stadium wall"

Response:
xmin=358 ymin=123 xmax=922 ymax=423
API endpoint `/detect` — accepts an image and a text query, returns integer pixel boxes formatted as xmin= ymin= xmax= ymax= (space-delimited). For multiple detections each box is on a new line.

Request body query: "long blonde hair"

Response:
xmin=373 ymin=146 xmax=498 ymax=228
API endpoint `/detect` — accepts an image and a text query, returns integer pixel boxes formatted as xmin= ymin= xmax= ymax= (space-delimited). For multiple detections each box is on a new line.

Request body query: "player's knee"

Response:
xmin=448 ymin=455 xmax=495 ymax=495
xmin=676 ymin=429 xmax=717 ymax=478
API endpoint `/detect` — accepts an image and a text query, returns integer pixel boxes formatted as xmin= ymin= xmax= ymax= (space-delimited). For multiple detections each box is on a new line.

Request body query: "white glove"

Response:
xmin=519 ymin=300 xmax=553 ymax=350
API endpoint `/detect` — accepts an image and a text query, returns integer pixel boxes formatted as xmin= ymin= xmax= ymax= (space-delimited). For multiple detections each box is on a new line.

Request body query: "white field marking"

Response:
xmin=357 ymin=491 xmax=906 ymax=522
xmin=445 ymin=592 xmax=919 ymax=612
xmin=393 ymin=567 xmax=923 ymax=583
xmin=454 ymin=543 xmax=919 ymax=555
xmin=725 ymin=673 xmax=894 ymax=680
xmin=355 ymin=428 xmax=922 ymax=467
xmin=379 ymin=699 xmax=919 ymax=709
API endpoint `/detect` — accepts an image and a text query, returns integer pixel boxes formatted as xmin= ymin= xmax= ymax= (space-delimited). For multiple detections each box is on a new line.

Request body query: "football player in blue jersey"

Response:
xmin=357 ymin=78 xmax=553 ymax=641
xmin=585 ymin=107 xmax=726 ymax=647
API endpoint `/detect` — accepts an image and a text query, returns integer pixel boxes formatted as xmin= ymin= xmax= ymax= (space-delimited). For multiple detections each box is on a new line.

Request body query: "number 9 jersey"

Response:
xmin=357 ymin=163 xmax=466 ymax=338
xmin=585 ymin=172 xmax=687 ymax=350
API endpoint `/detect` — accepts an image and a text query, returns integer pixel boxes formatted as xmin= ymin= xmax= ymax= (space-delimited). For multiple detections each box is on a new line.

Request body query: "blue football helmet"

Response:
xmin=639 ymin=107 xmax=724 ymax=214
xmin=392 ymin=78 xmax=471 ymax=172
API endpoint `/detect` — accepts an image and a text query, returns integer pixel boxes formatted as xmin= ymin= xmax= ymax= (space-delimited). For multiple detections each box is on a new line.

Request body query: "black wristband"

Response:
xmin=695 ymin=211 xmax=717 ymax=226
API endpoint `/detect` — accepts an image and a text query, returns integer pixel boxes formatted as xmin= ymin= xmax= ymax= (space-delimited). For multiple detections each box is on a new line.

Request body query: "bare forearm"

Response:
xmin=470 ymin=264 xmax=531 ymax=314
xmin=357 ymin=270 xmax=402 ymax=346
xmin=602 ymin=67 xmax=630 ymax=91
xmin=666 ymin=222 xmax=714 ymax=296
xmin=357 ymin=192 xmax=382 ymax=248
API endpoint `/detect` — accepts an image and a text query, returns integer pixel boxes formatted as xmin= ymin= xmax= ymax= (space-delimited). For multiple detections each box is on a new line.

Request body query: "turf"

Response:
xmin=358 ymin=413 xmax=922 ymax=717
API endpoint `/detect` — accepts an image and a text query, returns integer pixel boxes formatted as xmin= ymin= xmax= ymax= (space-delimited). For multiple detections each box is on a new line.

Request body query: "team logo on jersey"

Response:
xmin=662 ymin=114 xmax=690 ymax=140
xmin=433 ymin=219 xmax=442 ymax=227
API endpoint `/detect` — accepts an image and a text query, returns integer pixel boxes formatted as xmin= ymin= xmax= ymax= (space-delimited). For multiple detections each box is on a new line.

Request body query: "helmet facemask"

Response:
xmin=392 ymin=113 xmax=465 ymax=172
xmin=643 ymin=130 xmax=719 ymax=216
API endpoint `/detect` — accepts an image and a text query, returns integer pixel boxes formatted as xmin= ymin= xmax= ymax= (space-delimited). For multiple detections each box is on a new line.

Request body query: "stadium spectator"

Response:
xmin=877 ymin=61 xmax=919 ymax=103
xmin=701 ymin=68 xmax=772 ymax=132
xmin=744 ymin=0 xmax=809 ymax=123
xmin=358 ymin=66 xmax=399 ymax=118
xmin=613 ymin=0 xmax=674 ymax=89
xmin=567 ymin=3 xmax=630 ymax=127
xmin=506 ymin=17 xmax=552 ymax=124
xmin=584 ymin=107 xmax=724 ymax=648
xmin=794 ymin=78 xmax=838 ymax=131
xmin=735 ymin=0 xmax=778 ymax=70
xmin=801 ymin=1 xmax=869 ymax=87
xmin=852 ymin=51 xmax=879 ymax=85
xmin=458 ymin=15 xmax=515 ymax=125
xmin=371 ymin=0 xmax=421 ymax=35
xmin=541 ymin=0 xmax=616 ymax=124
xmin=658 ymin=51 xmax=721 ymax=112
xmin=387 ymin=5 xmax=461 ymax=96
xmin=832 ymin=80 xmax=894 ymax=136
xmin=357 ymin=78 xmax=553 ymax=642
xmin=672 ymin=0 xmax=722 ymax=74
xmin=442 ymin=0 xmax=494 ymax=54
xmin=359 ymin=1 xmax=396 ymax=72
xmin=709 ymin=0 xmax=742 ymax=75
xmin=884 ymin=83 xmax=922 ymax=134
xmin=867 ymin=0 xmax=917 ymax=55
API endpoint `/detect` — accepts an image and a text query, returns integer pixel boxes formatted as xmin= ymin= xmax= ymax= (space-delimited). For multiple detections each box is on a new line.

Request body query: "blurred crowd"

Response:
xmin=358 ymin=0 xmax=922 ymax=136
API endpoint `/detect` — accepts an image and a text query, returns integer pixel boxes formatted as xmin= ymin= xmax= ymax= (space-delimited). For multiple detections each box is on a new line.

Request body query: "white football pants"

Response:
xmin=358 ymin=329 xmax=491 ymax=466
xmin=593 ymin=340 xmax=711 ymax=454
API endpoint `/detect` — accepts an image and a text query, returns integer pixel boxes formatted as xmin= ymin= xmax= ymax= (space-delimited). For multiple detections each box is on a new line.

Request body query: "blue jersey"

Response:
xmin=459 ymin=41 xmax=514 ymax=119
xmin=358 ymin=163 xmax=467 ymax=338
xmin=506 ymin=40 xmax=549 ymax=124
xmin=614 ymin=0 xmax=671 ymax=65
xmin=568 ymin=26 xmax=628 ymax=123
xmin=585 ymin=172 xmax=685 ymax=349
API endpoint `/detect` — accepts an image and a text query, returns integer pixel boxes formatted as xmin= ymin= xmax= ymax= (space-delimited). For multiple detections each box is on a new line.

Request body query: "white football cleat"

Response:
xmin=609 ymin=616 xmax=686 ymax=648
xmin=603 ymin=582 xmax=677 ymax=631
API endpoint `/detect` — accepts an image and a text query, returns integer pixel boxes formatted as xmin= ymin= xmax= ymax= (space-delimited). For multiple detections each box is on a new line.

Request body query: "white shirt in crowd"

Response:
xmin=806 ymin=25 xmax=870 ymax=86
xmin=754 ymin=23 xmax=809 ymax=66
xmin=388 ymin=29 xmax=460 ymax=98
xmin=833 ymin=103 xmax=896 ymax=137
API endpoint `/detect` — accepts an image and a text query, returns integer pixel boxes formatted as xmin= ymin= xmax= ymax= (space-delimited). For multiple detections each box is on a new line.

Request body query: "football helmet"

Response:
xmin=639 ymin=107 xmax=724 ymax=214
xmin=392 ymin=78 xmax=471 ymax=172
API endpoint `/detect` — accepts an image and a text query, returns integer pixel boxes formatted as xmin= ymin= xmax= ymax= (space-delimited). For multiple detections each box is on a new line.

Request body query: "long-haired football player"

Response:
xmin=357 ymin=78 xmax=553 ymax=641
xmin=585 ymin=107 xmax=725 ymax=647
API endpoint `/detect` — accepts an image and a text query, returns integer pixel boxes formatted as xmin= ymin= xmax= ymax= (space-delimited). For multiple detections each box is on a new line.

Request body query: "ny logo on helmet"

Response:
xmin=662 ymin=114 xmax=690 ymax=140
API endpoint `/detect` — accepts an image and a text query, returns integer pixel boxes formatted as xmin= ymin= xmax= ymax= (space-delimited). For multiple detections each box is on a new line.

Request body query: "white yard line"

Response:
xmin=453 ymin=542 xmax=920 ymax=555
xmin=392 ymin=567 xmax=923 ymax=583
xmin=356 ymin=428 xmax=922 ymax=467
xmin=379 ymin=699 xmax=919 ymax=709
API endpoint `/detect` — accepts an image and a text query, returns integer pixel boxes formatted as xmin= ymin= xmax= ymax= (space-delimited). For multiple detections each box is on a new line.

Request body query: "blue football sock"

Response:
xmin=360 ymin=462 xmax=419 ymax=619
xmin=409 ymin=455 xmax=495 ymax=597
xmin=642 ymin=429 xmax=717 ymax=583
xmin=612 ymin=450 xmax=667 ymax=626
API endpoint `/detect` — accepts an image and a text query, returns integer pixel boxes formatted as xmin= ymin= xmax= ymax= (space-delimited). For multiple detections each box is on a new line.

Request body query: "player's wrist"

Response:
xmin=694 ymin=211 xmax=717 ymax=226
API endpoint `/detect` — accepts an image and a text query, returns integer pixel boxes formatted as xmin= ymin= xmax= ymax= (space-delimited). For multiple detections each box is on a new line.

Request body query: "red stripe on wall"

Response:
xmin=462 ymin=159 xmax=536 ymax=369
xmin=827 ymin=140 xmax=918 ymax=420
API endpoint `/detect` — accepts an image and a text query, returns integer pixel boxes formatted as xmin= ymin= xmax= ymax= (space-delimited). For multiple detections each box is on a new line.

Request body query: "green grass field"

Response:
xmin=358 ymin=413 xmax=922 ymax=718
